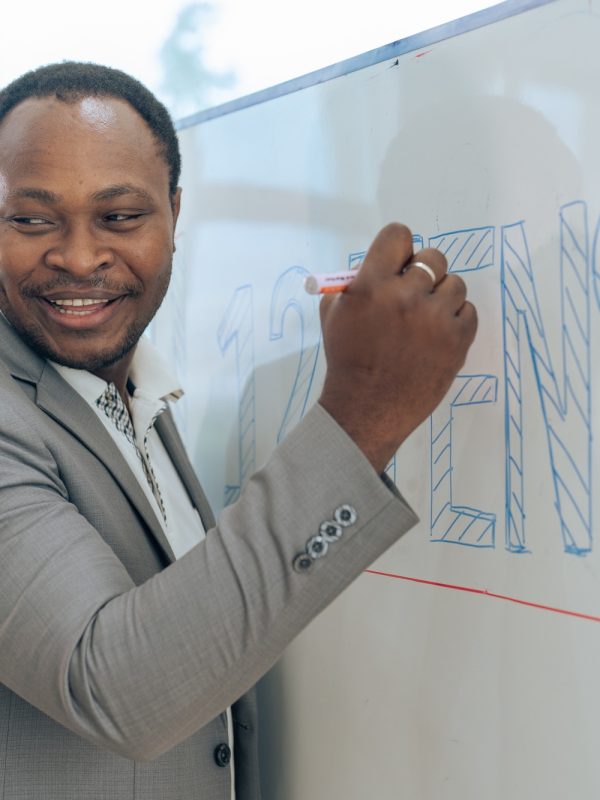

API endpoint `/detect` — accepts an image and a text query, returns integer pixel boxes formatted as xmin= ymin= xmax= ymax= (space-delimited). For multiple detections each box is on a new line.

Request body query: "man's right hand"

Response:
xmin=318 ymin=223 xmax=478 ymax=473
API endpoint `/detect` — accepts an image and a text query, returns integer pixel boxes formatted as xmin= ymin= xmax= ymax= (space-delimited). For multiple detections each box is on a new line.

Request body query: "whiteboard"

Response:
xmin=152 ymin=1 xmax=600 ymax=796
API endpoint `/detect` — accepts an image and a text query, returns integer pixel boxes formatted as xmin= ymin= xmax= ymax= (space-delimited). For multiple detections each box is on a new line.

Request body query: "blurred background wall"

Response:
xmin=0 ymin=0 xmax=496 ymax=119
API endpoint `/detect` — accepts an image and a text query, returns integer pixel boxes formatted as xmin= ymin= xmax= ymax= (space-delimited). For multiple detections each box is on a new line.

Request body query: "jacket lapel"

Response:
xmin=0 ymin=316 xmax=176 ymax=563
xmin=155 ymin=410 xmax=216 ymax=530
xmin=37 ymin=366 xmax=176 ymax=562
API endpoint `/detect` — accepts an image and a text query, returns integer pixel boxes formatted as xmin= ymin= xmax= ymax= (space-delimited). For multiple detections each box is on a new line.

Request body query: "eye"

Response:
xmin=105 ymin=212 xmax=144 ymax=223
xmin=11 ymin=216 xmax=50 ymax=225
xmin=6 ymin=215 xmax=54 ymax=233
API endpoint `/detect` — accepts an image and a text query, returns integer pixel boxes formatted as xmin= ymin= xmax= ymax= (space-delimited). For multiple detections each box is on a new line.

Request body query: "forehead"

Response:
xmin=0 ymin=96 xmax=169 ymax=195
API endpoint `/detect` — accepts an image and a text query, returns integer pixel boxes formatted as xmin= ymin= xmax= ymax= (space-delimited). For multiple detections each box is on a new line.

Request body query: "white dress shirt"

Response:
xmin=52 ymin=336 xmax=236 ymax=797
xmin=52 ymin=337 xmax=204 ymax=558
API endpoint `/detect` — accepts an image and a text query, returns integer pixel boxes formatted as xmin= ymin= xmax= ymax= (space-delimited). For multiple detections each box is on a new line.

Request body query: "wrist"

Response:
xmin=317 ymin=395 xmax=403 ymax=474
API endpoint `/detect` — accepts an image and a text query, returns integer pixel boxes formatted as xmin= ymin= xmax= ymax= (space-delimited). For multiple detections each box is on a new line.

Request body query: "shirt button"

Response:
xmin=214 ymin=742 xmax=232 ymax=768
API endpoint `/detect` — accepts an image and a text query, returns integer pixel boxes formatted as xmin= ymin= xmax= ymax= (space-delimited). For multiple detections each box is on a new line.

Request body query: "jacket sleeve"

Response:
xmin=0 ymin=383 xmax=418 ymax=761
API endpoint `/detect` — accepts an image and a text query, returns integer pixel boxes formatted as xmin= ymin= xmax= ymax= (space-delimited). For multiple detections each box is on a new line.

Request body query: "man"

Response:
xmin=0 ymin=62 xmax=476 ymax=799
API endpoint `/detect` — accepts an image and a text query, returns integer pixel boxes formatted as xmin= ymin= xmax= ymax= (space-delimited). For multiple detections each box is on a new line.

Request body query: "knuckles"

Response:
xmin=378 ymin=221 xmax=414 ymax=244
xmin=443 ymin=273 xmax=468 ymax=297
xmin=413 ymin=246 xmax=448 ymax=278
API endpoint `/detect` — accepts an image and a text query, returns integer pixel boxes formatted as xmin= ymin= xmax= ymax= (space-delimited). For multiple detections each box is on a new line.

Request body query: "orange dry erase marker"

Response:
xmin=303 ymin=270 xmax=357 ymax=295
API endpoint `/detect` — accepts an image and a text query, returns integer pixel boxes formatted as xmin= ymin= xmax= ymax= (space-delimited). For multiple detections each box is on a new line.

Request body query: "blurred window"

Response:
xmin=0 ymin=0 xmax=496 ymax=121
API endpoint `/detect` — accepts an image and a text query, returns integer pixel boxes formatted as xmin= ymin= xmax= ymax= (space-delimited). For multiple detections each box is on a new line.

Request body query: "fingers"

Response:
xmin=333 ymin=224 xmax=473 ymax=336
xmin=457 ymin=300 xmax=478 ymax=341
xmin=319 ymin=292 xmax=336 ymax=323
xmin=430 ymin=274 xmax=476 ymax=352
xmin=401 ymin=247 xmax=448 ymax=290
xmin=352 ymin=223 xmax=414 ymax=285
xmin=432 ymin=273 xmax=467 ymax=314
xmin=354 ymin=223 xmax=449 ymax=296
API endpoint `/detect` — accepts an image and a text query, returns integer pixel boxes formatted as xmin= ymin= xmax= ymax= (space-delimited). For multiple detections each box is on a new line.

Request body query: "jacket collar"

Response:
xmin=0 ymin=313 xmax=176 ymax=563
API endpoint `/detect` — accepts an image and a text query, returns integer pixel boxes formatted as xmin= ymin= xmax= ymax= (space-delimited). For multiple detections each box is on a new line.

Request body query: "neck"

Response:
xmin=92 ymin=350 xmax=136 ymax=404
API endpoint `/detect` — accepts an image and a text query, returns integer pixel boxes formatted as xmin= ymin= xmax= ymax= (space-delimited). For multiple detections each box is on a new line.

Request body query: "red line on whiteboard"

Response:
xmin=365 ymin=569 xmax=600 ymax=623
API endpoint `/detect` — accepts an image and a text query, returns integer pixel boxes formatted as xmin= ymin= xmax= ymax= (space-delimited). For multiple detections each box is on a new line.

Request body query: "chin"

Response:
xmin=48 ymin=344 xmax=137 ymax=372
xmin=11 ymin=317 xmax=145 ymax=373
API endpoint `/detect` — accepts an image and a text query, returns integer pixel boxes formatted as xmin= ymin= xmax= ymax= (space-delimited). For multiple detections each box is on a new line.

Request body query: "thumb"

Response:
xmin=319 ymin=293 xmax=337 ymax=325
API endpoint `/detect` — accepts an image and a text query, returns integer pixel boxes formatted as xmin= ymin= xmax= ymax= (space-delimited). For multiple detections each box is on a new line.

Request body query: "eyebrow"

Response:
xmin=8 ymin=188 xmax=59 ymax=203
xmin=92 ymin=184 xmax=155 ymax=203
xmin=6 ymin=184 xmax=155 ymax=204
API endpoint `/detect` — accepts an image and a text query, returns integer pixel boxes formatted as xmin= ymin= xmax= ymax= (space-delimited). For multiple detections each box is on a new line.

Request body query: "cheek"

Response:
xmin=125 ymin=238 xmax=173 ymax=288
xmin=0 ymin=238 xmax=40 ymax=289
xmin=0 ymin=264 xmax=29 ymax=296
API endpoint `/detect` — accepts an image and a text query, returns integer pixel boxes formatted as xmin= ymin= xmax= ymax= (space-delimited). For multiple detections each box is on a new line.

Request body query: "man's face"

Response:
xmin=0 ymin=95 xmax=180 ymax=372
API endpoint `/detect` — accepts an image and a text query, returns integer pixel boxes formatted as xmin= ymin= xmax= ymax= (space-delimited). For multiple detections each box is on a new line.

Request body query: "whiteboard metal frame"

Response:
xmin=176 ymin=0 xmax=556 ymax=130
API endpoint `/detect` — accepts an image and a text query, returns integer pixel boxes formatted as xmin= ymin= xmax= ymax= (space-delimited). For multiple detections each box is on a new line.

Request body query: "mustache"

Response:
xmin=20 ymin=275 xmax=143 ymax=298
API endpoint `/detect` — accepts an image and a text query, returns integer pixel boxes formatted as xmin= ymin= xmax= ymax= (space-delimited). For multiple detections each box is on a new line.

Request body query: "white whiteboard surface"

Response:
xmin=152 ymin=1 xmax=600 ymax=796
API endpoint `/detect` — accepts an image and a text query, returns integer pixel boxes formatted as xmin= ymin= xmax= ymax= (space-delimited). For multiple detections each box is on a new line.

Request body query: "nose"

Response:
xmin=44 ymin=222 xmax=115 ymax=277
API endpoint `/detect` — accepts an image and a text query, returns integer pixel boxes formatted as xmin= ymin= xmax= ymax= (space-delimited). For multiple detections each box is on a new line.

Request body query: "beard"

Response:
xmin=10 ymin=313 xmax=147 ymax=372
xmin=0 ymin=267 xmax=171 ymax=372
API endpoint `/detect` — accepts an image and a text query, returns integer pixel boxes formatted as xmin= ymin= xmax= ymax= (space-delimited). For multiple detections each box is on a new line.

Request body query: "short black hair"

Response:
xmin=0 ymin=61 xmax=181 ymax=195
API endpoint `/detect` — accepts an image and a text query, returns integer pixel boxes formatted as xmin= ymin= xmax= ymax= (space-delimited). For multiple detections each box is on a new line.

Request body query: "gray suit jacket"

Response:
xmin=0 ymin=314 xmax=418 ymax=799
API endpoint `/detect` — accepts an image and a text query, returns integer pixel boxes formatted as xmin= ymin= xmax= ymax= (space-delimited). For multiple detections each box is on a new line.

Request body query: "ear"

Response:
xmin=170 ymin=187 xmax=182 ymax=251
xmin=171 ymin=187 xmax=182 ymax=226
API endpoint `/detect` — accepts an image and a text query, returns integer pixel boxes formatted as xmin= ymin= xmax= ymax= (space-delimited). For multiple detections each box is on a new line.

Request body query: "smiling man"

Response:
xmin=0 ymin=63 xmax=476 ymax=799
xmin=0 ymin=82 xmax=180 ymax=388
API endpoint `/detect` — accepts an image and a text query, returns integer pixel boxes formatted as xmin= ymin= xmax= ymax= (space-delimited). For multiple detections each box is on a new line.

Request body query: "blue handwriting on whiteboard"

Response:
xmin=216 ymin=202 xmax=595 ymax=557
xmin=269 ymin=266 xmax=321 ymax=443
xmin=501 ymin=201 xmax=591 ymax=556
xmin=217 ymin=284 xmax=256 ymax=506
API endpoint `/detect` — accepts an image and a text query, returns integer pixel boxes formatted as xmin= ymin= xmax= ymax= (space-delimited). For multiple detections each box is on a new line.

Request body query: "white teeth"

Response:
xmin=52 ymin=298 xmax=110 ymax=306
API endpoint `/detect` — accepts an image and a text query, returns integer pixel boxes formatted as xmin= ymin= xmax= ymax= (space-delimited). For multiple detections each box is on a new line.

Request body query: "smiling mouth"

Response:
xmin=41 ymin=296 xmax=123 ymax=316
